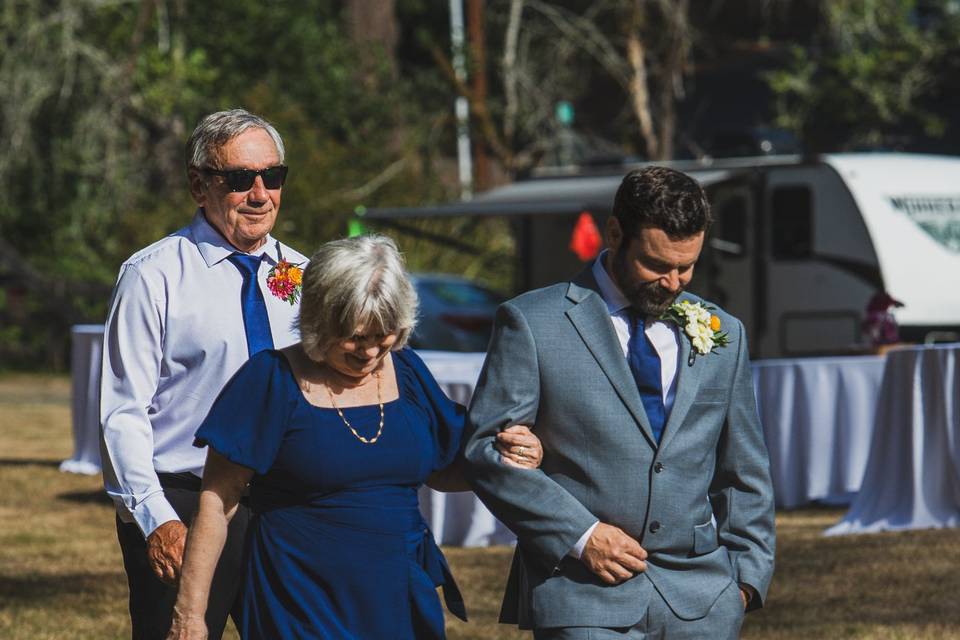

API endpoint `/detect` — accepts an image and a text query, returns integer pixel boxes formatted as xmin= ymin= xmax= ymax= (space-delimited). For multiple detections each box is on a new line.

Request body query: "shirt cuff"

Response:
xmin=568 ymin=521 xmax=600 ymax=559
xmin=132 ymin=492 xmax=181 ymax=539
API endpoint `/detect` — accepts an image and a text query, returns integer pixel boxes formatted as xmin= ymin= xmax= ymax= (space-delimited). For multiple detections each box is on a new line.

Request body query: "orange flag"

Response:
xmin=569 ymin=212 xmax=602 ymax=261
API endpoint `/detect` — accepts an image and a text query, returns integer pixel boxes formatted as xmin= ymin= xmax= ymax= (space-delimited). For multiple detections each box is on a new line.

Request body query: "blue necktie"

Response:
xmin=228 ymin=253 xmax=274 ymax=357
xmin=627 ymin=312 xmax=666 ymax=443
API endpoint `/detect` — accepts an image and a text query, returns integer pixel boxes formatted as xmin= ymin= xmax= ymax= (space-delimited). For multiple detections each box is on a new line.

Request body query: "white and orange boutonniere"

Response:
xmin=661 ymin=300 xmax=730 ymax=364
xmin=266 ymin=259 xmax=303 ymax=305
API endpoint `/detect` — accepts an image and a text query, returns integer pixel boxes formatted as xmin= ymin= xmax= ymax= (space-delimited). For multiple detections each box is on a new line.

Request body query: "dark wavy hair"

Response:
xmin=612 ymin=166 xmax=712 ymax=240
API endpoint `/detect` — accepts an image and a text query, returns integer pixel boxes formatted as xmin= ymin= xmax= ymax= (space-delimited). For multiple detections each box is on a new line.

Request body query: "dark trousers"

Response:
xmin=115 ymin=475 xmax=251 ymax=640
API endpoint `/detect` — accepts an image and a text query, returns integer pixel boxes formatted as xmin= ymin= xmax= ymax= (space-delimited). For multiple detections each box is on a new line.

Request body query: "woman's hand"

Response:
xmin=165 ymin=609 xmax=208 ymax=640
xmin=495 ymin=424 xmax=543 ymax=469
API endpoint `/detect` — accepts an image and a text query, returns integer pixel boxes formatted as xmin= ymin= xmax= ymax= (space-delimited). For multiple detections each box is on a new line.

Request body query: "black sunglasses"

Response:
xmin=203 ymin=165 xmax=288 ymax=192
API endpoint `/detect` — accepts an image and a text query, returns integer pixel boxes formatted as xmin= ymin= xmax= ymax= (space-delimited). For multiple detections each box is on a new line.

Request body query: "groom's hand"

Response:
xmin=147 ymin=520 xmax=187 ymax=585
xmin=580 ymin=522 xmax=648 ymax=585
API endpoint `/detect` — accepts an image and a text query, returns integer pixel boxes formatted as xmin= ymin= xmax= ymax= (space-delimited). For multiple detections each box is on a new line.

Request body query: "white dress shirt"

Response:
xmin=570 ymin=252 xmax=682 ymax=558
xmin=100 ymin=210 xmax=307 ymax=537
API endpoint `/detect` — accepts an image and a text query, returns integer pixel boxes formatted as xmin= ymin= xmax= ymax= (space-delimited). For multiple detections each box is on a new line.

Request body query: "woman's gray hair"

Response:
xmin=184 ymin=109 xmax=285 ymax=171
xmin=299 ymin=235 xmax=419 ymax=359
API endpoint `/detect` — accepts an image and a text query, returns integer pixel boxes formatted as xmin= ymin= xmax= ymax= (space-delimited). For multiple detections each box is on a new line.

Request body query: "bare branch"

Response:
xmin=527 ymin=0 xmax=630 ymax=88
xmin=341 ymin=157 xmax=410 ymax=201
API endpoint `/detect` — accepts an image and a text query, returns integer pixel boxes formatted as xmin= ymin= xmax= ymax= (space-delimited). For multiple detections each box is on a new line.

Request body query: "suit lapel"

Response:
xmin=657 ymin=295 xmax=705 ymax=451
xmin=565 ymin=273 xmax=658 ymax=447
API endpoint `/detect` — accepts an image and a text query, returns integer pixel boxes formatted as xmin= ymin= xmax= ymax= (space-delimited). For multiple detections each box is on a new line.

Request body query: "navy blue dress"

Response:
xmin=194 ymin=348 xmax=467 ymax=639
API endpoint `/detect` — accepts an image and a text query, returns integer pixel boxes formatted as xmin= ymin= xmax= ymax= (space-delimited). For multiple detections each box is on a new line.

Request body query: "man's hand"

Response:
xmin=580 ymin=522 xmax=648 ymax=585
xmin=146 ymin=520 xmax=187 ymax=585
xmin=495 ymin=424 xmax=543 ymax=469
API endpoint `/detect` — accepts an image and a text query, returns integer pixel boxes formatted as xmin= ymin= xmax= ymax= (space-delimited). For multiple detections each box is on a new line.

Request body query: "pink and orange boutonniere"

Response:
xmin=266 ymin=259 xmax=303 ymax=305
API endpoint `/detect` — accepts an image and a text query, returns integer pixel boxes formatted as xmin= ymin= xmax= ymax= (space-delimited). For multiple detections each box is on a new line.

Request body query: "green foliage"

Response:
xmin=0 ymin=0 xmax=453 ymax=370
xmin=765 ymin=0 xmax=960 ymax=151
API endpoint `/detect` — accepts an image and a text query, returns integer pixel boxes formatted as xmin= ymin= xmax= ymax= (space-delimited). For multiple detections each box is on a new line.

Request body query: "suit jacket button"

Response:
xmin=654 ymin=462 xmax=664 ymax=473
xmin=649 ymin=521 xmax=661 ymax=533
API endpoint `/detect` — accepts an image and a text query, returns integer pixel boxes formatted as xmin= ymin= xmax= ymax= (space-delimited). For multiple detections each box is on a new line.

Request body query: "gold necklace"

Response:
xmin=326 ymin=372 xmax=384 ymax=444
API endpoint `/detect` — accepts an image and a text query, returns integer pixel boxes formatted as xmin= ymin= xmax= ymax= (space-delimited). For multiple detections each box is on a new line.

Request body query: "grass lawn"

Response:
xmin=1 ymin=373 xmax=958 ymax=639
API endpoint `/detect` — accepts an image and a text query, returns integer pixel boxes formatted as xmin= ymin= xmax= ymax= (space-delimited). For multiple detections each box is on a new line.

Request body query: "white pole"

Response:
xmin=449 ymin=0 xmax=473 ymax=200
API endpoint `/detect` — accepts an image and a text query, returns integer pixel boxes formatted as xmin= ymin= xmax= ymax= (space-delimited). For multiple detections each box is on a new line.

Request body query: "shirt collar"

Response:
xmin=591 ymin=250 xmax=631 ymax=316
xmin=191 ymin=208 xmax=280 ymax=268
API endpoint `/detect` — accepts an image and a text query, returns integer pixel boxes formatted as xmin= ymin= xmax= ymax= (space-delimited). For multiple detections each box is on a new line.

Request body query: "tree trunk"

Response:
xmin=626 ymin=1 xmax=660 ymax=159
xmin=345 ymin=0 xmax=399 ymax=86
xmin=502 ymin=0 xmax=524 ymax=149
xmin=468 ymin=0 xmax=490 ymax=190
xmin=655 ymin=0 xmax=690 ymax=161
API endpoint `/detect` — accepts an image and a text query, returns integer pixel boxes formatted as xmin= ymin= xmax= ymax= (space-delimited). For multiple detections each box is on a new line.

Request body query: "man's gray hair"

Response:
xmin=300 ymin=235 xmax=418 ymax=360
xmin=184 ymin=108 xmax=285 ymax=171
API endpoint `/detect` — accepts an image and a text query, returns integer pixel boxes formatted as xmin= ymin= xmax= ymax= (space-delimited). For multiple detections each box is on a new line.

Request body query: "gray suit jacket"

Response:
xmin=463 ymin=269 xmax=775 ymax=629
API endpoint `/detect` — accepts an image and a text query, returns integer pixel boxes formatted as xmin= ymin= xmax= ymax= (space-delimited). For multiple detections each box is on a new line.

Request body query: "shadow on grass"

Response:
xmin=0 ymin=572 xmax=126 ymax=603
xmin=0 ymin=458 xmax=61 ymax=468
xmin=58 ymin=490 xmax=113 ymax=506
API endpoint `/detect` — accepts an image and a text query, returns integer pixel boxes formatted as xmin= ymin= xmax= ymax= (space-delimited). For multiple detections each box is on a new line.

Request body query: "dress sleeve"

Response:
xmin=194 ymin=350 xmax=295 ymax=475
xmin=395 ymin=349 xmax=466 ymax=472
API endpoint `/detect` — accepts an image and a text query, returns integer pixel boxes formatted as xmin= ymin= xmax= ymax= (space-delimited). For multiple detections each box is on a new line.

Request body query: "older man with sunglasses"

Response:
xmin=100 ymin=109 xmax=308 ymax=639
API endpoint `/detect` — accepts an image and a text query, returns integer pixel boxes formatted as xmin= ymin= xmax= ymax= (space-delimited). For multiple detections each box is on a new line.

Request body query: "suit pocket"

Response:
xmin=693 ymin=386 xmax=727 ymax=404
xmin=693 ymin=520 xmax=719 ymax=555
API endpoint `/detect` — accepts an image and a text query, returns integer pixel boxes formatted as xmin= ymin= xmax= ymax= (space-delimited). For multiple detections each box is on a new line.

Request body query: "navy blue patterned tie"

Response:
xmin=228 ymin=253 xmax=274 ymax=357
xmin=628 ymin=312 xmax=666 ymax=443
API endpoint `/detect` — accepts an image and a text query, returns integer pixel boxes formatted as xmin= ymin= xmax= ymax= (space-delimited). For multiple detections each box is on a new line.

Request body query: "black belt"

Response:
xmin=157 ymin=472 xmax=202 ymax=492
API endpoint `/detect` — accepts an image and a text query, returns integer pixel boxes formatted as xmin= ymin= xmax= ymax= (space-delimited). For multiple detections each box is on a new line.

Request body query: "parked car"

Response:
xmin=409 ymin=274 xmax=505 ymax=352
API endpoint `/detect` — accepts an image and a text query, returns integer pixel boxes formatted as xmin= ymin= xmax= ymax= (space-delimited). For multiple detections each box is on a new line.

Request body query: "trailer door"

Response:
xmin=761 ymin=165 xmax=879 ymax=357
xmin=697 ymin=181 xmax=759 ymax=353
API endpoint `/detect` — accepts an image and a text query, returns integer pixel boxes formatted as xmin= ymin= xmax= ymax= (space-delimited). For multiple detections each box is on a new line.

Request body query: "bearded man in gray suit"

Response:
xmin=464 ymin=166 xmax=775 ymax=639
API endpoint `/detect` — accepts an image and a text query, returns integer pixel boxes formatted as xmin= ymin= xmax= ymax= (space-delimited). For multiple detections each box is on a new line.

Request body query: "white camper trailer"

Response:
xmin=366 ymin=153 xmax=960 ymax=359
xmin=702 ymin=153 xmax=960 ymax=357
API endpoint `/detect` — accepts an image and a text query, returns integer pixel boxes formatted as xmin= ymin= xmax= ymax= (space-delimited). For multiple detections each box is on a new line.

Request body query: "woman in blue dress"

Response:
xmin=165 ymin=235 xmax=542 ymax=639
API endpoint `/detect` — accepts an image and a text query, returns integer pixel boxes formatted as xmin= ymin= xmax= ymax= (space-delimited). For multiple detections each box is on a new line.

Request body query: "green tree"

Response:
xmin=765 ymin=0 xmax=960 ymax=151
xmin=0 ymin=0 xmax=449 ymax=369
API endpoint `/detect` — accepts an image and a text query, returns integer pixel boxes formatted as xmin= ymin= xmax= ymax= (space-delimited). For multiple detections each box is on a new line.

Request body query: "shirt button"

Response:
xmin=649 ymin=521 xmax=661 ymax=533
xmin=654 ymin=462 xmax=664 ymax=473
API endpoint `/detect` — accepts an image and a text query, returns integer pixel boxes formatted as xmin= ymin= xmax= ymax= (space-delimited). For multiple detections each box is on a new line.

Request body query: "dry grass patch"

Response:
xmin=0 ymin=374 xmax=240 ymax=640
xmin=2 ymin=373 xmax=959 ymax=639
xmin=742 ymin=509 xmax=960 ymax=639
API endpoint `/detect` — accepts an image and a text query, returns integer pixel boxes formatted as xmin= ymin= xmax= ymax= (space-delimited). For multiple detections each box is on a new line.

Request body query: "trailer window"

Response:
xmin=771 ymin=186 xmax=812 ymax=260
xmin=714 ymin=195 xmax=748 ymax=257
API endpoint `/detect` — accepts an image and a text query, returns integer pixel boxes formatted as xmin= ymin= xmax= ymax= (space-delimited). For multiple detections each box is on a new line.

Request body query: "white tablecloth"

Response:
xmin=67 ymin=325 xmax=901 ymax=544
xmin=413 ymin=351 xmax=515 ymax=546
xmin=59 ymin=325 xmax=105 ymax=475
xmin=826 ymin=343 xmax=960 ymax=535
xmin=752 ymin=355 xmax=886 ymax=508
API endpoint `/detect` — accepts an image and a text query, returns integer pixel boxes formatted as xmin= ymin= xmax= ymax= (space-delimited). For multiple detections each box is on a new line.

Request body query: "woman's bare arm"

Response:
xmin=165 ymin=450 xmax=253 ymax=640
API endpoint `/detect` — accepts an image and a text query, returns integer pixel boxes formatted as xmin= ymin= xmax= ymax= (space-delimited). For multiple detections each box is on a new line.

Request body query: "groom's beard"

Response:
xmin=611 ymin=248 xmax=682 ymax=317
